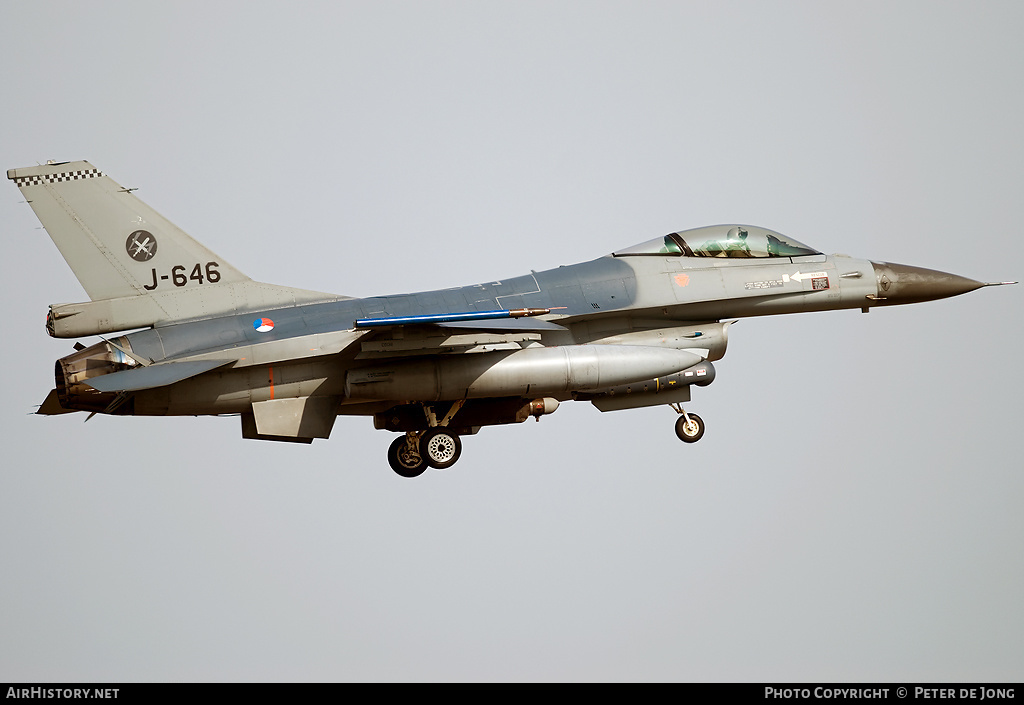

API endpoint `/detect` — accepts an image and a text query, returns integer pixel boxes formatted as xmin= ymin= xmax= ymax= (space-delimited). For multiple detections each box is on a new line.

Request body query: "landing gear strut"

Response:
xmin=670 ymin=403 xmax=705 ymax=443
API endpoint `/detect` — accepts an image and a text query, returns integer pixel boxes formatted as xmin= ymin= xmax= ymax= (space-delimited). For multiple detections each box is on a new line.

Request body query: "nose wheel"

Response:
xmin=670 ymin=403 xmax=705 ymax=443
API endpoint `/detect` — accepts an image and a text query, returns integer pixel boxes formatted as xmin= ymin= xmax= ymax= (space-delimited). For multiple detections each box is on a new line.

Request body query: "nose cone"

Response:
xmin=870 ymin=261 xmax=985 ymax=306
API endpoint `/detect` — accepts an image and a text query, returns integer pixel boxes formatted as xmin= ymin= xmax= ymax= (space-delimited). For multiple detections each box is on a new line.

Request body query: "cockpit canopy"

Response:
xmin=614 ymin=225 xmax=820 ymax=259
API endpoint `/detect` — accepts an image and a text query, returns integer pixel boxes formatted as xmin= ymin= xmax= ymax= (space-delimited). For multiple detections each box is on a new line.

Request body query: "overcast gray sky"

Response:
xmin=1 ymin=1 xmax=1022 ymax=682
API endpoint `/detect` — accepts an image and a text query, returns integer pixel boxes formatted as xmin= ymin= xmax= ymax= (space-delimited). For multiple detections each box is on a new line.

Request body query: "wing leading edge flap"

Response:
xmin=84 ymin=359 xmax=235 ymax=393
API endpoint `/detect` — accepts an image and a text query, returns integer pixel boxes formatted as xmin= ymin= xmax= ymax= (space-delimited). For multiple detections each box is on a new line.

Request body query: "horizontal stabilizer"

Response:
xmin=85 ymin=359 xmax=234 ymax=393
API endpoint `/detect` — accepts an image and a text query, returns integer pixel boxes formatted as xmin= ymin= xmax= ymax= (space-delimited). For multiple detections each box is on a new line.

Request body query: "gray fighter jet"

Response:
xmin=10 ymin=160 xmax=1015 ymax=476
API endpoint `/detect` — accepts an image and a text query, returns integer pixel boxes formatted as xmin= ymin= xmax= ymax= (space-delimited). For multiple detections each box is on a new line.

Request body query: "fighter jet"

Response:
xmin=9 ymin=160 xmax=1015 ymax=476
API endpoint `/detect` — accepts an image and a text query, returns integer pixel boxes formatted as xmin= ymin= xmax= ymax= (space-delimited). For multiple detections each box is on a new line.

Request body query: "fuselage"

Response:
xmin=122 ymin=249 xmax=881 ymax=361
xmin=53 ymin=223 xmax=991 ymax=420
xmin=55 ymin=248 xmax=875 ymax=416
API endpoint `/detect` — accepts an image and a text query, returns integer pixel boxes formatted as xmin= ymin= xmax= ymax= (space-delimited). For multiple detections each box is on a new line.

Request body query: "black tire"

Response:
xmin=675 ymin=413 xmax=705 ymax=443
xmin=420 ymin=428 xmax=462 ymax=469
xmin=388 ymin=436 xmax=427 ymax=477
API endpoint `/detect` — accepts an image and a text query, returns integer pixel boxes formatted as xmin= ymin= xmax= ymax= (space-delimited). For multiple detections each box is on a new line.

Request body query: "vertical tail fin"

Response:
xmin=8 ymin=160 xmax=249 ymax=300
xmin=9 ymin=160 xmax=341 ymax=337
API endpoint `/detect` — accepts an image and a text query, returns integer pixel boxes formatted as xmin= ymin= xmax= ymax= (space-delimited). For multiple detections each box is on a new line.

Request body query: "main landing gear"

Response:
xmin=670 ymin=402 xmax=705 ymax=443
xmin=387 ymin=401 xmax=466 ymax=478
xmin=387 ymin=429 xmax=464 ymax=477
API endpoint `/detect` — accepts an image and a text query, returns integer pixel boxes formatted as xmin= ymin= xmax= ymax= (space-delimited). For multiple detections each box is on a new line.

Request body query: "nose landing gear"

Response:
xmin=670 ymin=402 xmax=705 ymax=443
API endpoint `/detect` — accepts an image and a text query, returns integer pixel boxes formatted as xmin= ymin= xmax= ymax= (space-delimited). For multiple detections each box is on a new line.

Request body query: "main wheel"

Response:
xmin=674 ymin=413 xmax=705 ymax=443
xmin=420 ymin=428 xmax=462 ymax=469
xmin=388 ymin=435 xmax=427 ymax=477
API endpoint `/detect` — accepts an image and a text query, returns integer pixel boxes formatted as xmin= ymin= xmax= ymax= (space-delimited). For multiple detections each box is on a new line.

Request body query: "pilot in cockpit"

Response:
xmin=695 ymin=226 xmax=753 ymax=257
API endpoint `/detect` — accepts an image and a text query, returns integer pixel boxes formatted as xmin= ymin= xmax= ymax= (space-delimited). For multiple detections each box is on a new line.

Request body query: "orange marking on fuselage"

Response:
xmin=269 ymin=365 xmax=275 ymax=400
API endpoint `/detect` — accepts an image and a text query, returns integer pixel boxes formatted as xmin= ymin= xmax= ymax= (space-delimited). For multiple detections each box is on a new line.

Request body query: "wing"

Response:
xmin=84 ymin=359 xmax=236 ymax=393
